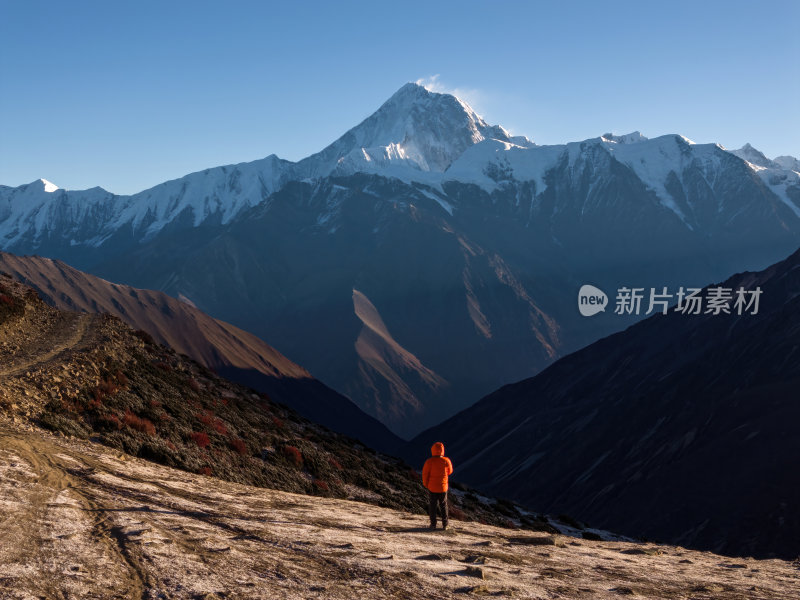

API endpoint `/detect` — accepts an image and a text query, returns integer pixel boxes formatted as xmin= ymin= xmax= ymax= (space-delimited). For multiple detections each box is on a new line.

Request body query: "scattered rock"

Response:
xmin=611 ymin=586 xmax=635 ymax=595
xmin=455 ymin=584 xmax=490 ymax=594
xmin=416 ymin=553 xmax=449 ymax=561
xmin=462 ymin=555 xmax=487 ymax=565
xmin=464 ymin=566 xmax=486 ymax=579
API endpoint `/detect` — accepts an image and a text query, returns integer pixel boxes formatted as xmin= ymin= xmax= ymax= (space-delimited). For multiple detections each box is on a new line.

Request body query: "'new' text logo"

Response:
xmin=578 ymin=284 xmax=608 ymax=317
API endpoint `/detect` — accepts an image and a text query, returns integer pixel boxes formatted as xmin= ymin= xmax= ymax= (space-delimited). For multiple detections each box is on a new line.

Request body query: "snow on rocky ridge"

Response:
xmin=2 ymin=82 xmax=799 ymax=247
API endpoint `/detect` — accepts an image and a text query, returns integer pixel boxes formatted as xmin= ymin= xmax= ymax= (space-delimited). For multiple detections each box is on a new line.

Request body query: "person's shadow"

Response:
xmin=384 ymin=525 xmax=440 ymax=533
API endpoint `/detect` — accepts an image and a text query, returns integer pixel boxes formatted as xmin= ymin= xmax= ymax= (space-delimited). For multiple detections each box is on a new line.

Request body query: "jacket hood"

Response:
xmin=431 ymin=442 xmax=445 ymax=456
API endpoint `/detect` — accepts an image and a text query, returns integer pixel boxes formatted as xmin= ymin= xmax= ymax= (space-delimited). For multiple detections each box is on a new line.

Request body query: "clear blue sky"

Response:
xmin=2 ymin=0 xmax=798 ymax=195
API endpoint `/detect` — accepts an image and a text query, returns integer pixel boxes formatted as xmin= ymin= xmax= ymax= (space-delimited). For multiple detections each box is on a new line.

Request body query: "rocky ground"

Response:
xmin=1 ymin=424 xmax=799 ymax=600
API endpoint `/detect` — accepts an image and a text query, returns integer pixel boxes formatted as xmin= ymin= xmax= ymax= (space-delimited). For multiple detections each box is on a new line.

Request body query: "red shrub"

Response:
xmin=314 ymin=479 xmax=329 ymax=492
xmin=188 ymin=379 xmax=202 ymax=392
xmin=282 ymin=445 xmax=302 ymax=467
xmin=198 ymin=466 xmax=212 ymax=476
xmin=328 ymin=456 xmax=343 ymax=471
xmin=0 ymin=294 xmax=13 ymax=305
xmin=122 ymin=410 xmax=156 ymax=435
xmin=212 ymin=419 xmax=228 ymax=436
xmin=92 ymin=375 xmax=122 ymax=404
xmin=197 ymin=410 xmax=214 ymax=426
xmin=148 ymin=399 xmax=161 ymax=409
xmin=230 ymin=437 xmax=247 ymax=455
xmin=101 ymin=414 xmax=123 ymax=430
xmin=191 ymin=431 xmax=210 ymax=448
xmin=271 ymin=416 xmax=285 ymax=429
xmin=114 ymin=370 xmax=128 ymax=386
xmin=155 ymin=361 xmax=172 ymax=372
xmin=166 ymin=440 xmax=177 ymax=452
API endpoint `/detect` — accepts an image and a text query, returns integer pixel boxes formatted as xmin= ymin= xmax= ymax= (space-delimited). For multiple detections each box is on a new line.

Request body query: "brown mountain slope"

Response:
xmin=0 ymin=251 xmax=308 ymax=378
xmin=0 ymin=252 xmax=402 ymax=452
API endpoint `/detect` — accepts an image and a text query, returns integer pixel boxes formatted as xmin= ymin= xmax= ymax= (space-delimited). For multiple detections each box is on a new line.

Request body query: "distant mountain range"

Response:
xmin=3 ymin=82 xmax=799 ymax=437
xmin=0 ymin=252 xmax=401 ymax=454
xmin=411 ymin=246 xmax=800 ymax=559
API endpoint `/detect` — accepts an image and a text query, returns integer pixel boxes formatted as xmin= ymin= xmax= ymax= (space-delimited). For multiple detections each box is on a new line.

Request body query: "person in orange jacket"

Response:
xmin=422 ymin=441 xmax=454 ymax=530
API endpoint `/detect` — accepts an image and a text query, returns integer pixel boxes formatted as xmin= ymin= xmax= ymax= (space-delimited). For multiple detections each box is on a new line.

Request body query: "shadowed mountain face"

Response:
xmin=410 ymin=247 xmax=800 ymax=559
xmin=0 ymin=252 xmax=402 ymax=454
xmin=2 ymin=83 xmax=800 ymax=438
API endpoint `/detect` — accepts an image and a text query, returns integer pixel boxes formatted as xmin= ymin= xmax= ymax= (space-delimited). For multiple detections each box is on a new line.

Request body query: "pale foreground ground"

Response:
xmin=0 ymin=425 xmax=798 ymax=600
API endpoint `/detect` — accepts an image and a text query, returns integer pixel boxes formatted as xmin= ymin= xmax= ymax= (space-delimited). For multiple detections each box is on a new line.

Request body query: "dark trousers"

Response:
xmin=428 ymin=491 xmax=448 ymax=527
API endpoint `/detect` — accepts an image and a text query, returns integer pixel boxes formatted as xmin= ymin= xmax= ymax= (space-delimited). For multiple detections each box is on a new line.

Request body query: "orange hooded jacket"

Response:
xmin=422 ymin=442 xmax=453 ymax=493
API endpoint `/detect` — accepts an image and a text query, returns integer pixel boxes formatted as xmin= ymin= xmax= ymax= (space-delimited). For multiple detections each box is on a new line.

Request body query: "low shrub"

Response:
xmin=122 ymin=410 xmax=156 ymax=435
xmin=100 ymin=414 xmax=123 ymax=430
xmin=230 ymin=437 xmax=247 ymax=455
xmin=282 ymin=445 xmax=303 ymax=467
xmin=40 ymin=412 xmax=91 ymax=439
xmin=191 ymin=431 xmax=210 ymax=448
xmin=197 ymin=410 xmax=214 ymax=426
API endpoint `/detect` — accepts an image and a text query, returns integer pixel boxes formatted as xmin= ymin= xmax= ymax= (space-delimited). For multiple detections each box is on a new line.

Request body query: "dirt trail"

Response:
xmin=0 ymin=311 xmax=94 ymax=378
xmin=1 ymin=425 xmax=798 ymax=600
xmin=0 ymin=430 xmax=146 ymax=599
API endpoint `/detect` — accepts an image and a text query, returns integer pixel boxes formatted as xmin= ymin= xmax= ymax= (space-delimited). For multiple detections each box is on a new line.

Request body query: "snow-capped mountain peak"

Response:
xmin=40 ymin=179 xmax=59 ymax=193
xmin=731 ymin=143 xmax=776 ymax=169
xmin=297 ymin=82 xmax=515 ymax=178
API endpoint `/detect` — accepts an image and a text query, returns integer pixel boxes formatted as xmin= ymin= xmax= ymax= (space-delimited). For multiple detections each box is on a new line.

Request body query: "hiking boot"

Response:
xmin=442 ymin=524 xmax=449 ymax=531
xmin=429 ymin=524 xmax=437 ymax=530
